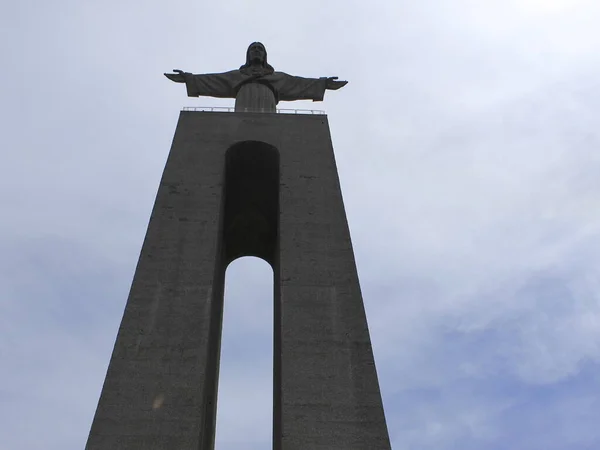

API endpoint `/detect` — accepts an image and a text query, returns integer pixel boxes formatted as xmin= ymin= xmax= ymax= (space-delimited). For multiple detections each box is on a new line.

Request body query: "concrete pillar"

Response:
xmin=85 ymin=111 xmax=391 ymax=450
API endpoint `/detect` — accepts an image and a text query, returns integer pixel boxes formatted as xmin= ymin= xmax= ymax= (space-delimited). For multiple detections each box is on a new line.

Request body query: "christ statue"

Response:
xmin=165 ymin=42 xmax=348 ymax=112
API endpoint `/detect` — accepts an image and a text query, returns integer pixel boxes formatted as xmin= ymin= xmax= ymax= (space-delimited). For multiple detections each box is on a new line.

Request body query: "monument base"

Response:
xmin=85 ymin=111 xmax=391 ymax=450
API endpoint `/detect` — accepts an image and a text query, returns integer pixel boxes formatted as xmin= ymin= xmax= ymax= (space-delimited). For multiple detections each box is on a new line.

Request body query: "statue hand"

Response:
xmin=326 ymin=76 xmax=348 ymax=90
xmin=164 ymin=69 xmax=188 ymax=83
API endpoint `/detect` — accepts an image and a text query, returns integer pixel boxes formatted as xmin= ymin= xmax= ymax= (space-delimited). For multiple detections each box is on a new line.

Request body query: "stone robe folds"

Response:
xmin=182 ymin=70 xmax=328 ymax=112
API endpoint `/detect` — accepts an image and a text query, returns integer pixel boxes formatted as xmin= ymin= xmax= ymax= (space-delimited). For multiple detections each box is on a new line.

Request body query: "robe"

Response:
xmin=183 ymin=70 xmax=328 ymax=112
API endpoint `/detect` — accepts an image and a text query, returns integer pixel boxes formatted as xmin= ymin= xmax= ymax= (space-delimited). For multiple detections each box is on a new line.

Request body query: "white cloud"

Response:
xmin=2 ymin=0 xmax=600 ymax=448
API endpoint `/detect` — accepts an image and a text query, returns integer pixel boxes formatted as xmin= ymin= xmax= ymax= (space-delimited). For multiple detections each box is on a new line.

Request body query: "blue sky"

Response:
xmin=1 ymin=0 xmax=600 ymax=449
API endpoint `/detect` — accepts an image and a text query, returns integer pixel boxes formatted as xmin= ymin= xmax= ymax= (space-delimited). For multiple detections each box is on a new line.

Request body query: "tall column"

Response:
xmin=85 ymin=112 xmax=227 ymax=450
xmin=275 ymin=115 xmax=391 ymax=450
xmin=85 ymin=111 xmax=391 ymax=450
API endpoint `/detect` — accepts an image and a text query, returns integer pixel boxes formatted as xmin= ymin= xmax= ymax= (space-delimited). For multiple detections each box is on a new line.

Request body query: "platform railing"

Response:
xmin=182 ymin=106 xmax=326 ymax=115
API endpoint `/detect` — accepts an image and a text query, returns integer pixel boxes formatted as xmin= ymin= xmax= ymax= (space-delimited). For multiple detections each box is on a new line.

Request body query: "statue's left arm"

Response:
xmin=274 ymin=73 xmax=348 ymax=102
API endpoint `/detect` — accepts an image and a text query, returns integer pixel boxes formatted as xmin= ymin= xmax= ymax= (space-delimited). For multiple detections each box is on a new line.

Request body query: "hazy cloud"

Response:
xmin=2 ymin=0 xmax=600 ymax=449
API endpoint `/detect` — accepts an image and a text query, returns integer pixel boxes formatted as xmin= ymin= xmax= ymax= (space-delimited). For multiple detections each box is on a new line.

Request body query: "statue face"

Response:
xmin=248 ymin=43 xmax=266 ymax=64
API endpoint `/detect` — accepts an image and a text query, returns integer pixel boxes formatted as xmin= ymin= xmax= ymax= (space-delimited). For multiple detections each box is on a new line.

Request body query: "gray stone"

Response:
xmin=85 ymin=111 xmax=391 ymax=449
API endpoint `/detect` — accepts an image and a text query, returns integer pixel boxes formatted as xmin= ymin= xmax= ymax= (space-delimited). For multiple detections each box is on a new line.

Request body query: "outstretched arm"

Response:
xmin=164 ymin=69 xmax=239 ymax=99
xmin=275 ymin=73 xmax=348 ymax=102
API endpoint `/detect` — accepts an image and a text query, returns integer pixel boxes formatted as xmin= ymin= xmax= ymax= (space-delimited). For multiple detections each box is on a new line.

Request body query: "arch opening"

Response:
xmin=212 ymin=140 xmax=279 ymax=448
xmin=214 ymin=256 xmax=274 ymax=448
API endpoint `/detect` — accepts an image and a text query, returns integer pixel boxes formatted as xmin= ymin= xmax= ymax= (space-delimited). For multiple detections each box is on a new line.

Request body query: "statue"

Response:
xmin=165 ymin=42 xmax=348 ymax=112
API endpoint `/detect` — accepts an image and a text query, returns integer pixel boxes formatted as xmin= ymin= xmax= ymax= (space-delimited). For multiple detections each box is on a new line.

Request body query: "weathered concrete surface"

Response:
xmin=85 ymin=111 xmax=391 ymax=450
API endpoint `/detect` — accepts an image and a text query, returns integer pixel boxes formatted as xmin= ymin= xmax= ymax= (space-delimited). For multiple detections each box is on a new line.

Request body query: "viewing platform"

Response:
xmin=182 ymin=106 xmax=326 ymax=115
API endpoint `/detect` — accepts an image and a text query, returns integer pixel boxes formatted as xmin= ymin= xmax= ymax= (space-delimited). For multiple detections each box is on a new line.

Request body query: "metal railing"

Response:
xmin=182 ymin=106 xmax=326 ymax=115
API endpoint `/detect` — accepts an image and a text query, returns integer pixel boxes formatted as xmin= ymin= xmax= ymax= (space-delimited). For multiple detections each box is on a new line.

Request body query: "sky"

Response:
xmin=1 ymin=0 xmax=600 ymax=449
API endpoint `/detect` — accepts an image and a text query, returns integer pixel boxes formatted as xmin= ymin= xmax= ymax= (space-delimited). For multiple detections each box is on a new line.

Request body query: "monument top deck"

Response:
xmin=182 ymin=106 xmax=326 ymax=115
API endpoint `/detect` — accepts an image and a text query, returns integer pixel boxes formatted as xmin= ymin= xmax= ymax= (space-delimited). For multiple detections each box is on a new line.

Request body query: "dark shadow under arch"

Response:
xmin=223 ymin=140 xmax=280 ymax=267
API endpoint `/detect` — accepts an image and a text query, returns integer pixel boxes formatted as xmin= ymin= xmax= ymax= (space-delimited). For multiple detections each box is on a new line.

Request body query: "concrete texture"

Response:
xmin=85 ymin=111 xmax=391 ymax=450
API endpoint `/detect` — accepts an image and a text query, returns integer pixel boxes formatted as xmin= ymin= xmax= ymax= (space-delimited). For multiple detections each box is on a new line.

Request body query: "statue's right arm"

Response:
xmin=164 ymin=69 xmax=239 ymax=98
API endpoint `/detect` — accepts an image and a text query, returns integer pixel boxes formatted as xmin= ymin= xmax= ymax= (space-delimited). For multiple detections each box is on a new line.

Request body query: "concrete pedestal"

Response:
xmin=85 ymin=111 xmax=391 ymax=450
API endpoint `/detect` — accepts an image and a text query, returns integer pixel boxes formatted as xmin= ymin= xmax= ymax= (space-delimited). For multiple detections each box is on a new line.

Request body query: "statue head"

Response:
xmin=240 ymin=42 xmax=275 ymax=76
